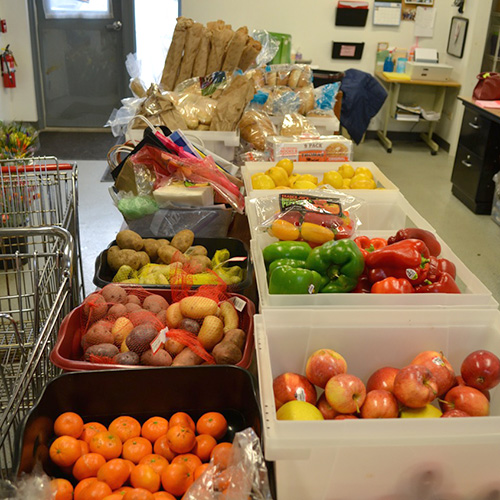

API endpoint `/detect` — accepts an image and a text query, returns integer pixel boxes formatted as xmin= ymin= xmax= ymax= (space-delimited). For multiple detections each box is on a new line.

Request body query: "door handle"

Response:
xmin=461 ymin=158 xmax=472 ymax=168
xmin=468 ymin=121 xmax=480 ymax=130
xmin=106 ymin=20 xmax=122 ymax=31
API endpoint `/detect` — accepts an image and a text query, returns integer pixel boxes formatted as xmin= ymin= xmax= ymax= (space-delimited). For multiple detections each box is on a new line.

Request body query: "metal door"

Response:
xmin=32 ymin=0 xmax=135 ymax=128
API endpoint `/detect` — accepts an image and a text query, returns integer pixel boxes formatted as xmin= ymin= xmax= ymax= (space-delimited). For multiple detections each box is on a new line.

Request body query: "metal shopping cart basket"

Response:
xmin=0 ymin=156 xmax=84 ymax=303
xmin=0 ymin=226 xmax=74 ymax=480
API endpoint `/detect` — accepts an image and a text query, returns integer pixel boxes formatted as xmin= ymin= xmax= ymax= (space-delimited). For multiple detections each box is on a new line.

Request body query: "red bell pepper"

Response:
xmin=354 ymin=236 xmax=388 ymax=258
xmin=387 ymin=228 xmax=441 ymax=257
xmin=371 ymin=277 xmax=415 ymax=294
xmin=415 ymin=272 xmax=461 ymax=294
xmin=428 ymin=256 xmax=457 ymax=281
xmin=365 ymin=238 xmax=430 ymax=285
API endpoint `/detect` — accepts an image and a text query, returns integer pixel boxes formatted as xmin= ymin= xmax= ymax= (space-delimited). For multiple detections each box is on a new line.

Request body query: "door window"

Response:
xmin=42 ymin=0 xmax=113 ymax=19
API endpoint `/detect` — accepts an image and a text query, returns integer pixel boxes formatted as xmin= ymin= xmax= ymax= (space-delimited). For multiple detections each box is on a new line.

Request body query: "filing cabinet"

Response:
xmin=451 ymin=98 xmax=500 ymax=214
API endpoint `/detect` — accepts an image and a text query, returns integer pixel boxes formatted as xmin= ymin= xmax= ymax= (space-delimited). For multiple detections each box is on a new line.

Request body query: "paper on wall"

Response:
xmin=414 ymin=6 xmax=435 ymax=38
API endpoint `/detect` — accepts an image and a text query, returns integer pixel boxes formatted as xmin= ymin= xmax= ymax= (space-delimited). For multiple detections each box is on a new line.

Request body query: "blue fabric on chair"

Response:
xmin=340 ymin=69 xmax=388 ymax=144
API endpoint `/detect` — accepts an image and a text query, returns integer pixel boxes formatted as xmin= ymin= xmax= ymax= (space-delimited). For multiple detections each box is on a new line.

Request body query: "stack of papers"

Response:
xmin=475 ymin=100 xmax=500 ymax=109
xmin=395 ymin=103 xmax=420 ymax=122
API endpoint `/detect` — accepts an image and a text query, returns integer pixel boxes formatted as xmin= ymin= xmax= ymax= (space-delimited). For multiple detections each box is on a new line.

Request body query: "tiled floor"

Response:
xmin=75 ymin=138 xmax=500 ymax=305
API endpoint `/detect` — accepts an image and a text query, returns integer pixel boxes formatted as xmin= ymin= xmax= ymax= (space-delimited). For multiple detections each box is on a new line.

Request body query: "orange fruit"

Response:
xmin=123 ymin=488 xmax=155 ymax=500
xmin=50 ymin=435 xmax=82 ymax=467
xmin=196 ymin=412 xmax=227 ymax=440
xmin=152 ymin=493 xmax=176 ymax=500
xmin=102 ymin=495 xmax=124 ymax=500
xmin=50 ymin=478 xmax=74 ymax=500
xmin=138 ymin=454 xmax=169 ymax=476
xmin=97 ymin=458 xmax=131 ymax=490
xmin=194 ymin=463 xmax=210 ymax=481
xmin=153 ymin=435 xmax=176 ymax=461
xmin=122 ymin=437 xmax=153 ymax=464
xmin=89 ymin=432 xmax=122 ymax=460
xmin=165 ymin=425 xmax=195 ymax=454
xmin=54 ymin=412 xmax=84 ymax=439
xmin=167 ymin=412 xmax=195 ymax=432
xmin=109 ymin=416 xmax=141 ymax=443
xmin=160 ymin=463 xmax=193 ymax=497
xmin=81 ymin=422 xmax=108 ymax=445
xmin=210 ymin=442 xmax=233 ymax=470
xmin=130 ymin=464 xmax=160 ymax=493
xmin=78 ymin=440 xmax=90 ymax=455
xmin=77 ymin=480 xmax=112 ymax=500
xmin=141 ymin=417 xmax=169 ymax=443
xmin=192 ymin=434 xmax=217 ymax=463
xmin=112 ymin=486 xmax=133 ymax=496
xmin=171 ymin=453 xmax=201 ymax=474
xmin=74 ymin=478 xmax=99 ymax=500
xmin=73 ymin=453 xmax=106 ymax=481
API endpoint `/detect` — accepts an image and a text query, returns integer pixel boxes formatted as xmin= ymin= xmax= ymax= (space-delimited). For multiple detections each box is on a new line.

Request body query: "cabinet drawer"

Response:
xmin=451 ymin=145 xmax=482 ymax=200
xmin=459 ymin=107 xmax=492 ymax=158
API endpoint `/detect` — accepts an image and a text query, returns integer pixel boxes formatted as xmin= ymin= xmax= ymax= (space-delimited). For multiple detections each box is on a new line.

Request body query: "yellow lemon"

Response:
xmin=322 ymin=171 xmax=344 ymax=189
xmin=342 ymin=178 xmax=351 ymax=189
xmin=354 ymin=167 xmax=374 ymax=179
xmin=266 ymin=166 xmax=290 ymax=187
xmin=337 ymin=163 xmax=355 ymax=179
xmin=400 ymin=404 xmax=442 ymax=419
xmin=276 ymin=158 xmax=294 ymax=176
xmin=289 ymin=174 xmax=300 ymax=186
xmin=296 ymin=174 xmax=318 ymax=185
xmin=293 ymin=180 xmax=318 ymax=190
xmin=350 ymin=176 xmax=377 ymax=190
xmin=276 ymin=401 xmax=324 ymax=421
xmin=252 ymin=174 xmax=275 ymax=190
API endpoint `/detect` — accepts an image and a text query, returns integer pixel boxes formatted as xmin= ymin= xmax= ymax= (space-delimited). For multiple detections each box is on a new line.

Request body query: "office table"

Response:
xmin=375 ymin=71 xmax=461 ymax=154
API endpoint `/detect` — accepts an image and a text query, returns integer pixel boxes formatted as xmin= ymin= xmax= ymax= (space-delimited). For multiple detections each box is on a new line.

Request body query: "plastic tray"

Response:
xmin=251 ymin=229 xmax=497 ymax=309
xmin=242 ymin=161 xmax=399 ymax=199
xmin=50 ymin=288 xmax=256 ymax=371
xmin=255 ymin=307 xmax=500 ymax=500
xmin=13 ymin=366 xmax=262 ymax=479
xmin=93 ymin=237 xmax=252 ymax=292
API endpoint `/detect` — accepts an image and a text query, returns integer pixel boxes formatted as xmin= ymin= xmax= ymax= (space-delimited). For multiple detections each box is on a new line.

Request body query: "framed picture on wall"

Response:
xmin=447 ymin=16 xmax=469 ymax=58
xmin=405 ymin=0 xmax=434 ymax=5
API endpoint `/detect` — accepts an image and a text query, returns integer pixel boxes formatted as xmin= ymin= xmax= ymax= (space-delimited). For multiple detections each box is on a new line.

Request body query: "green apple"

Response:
xmin=400 ymin=404 xmax=442 ymax=418
xmin=276 ymin=401 xmax=324 ymax=421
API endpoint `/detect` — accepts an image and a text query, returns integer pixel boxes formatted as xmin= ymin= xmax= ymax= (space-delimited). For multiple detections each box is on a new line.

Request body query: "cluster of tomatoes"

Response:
xmin=49 ymin=410 xmax=232 ymax=500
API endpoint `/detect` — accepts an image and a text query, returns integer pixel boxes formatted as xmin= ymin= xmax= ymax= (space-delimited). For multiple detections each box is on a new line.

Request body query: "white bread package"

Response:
xmin=152 ymin=184 xmax=214 ymax=207
xmin=266 ymin=135 xmax=352 ymax=162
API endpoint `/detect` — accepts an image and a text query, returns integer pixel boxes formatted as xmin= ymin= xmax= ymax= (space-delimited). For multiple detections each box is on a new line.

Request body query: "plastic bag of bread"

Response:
xmin=177 ymin=93 xmax=217 ymax=130
xmin=280 ymin=113 xmax=319 ymax=137
xmin=263 ymin=64 xmax=313 ymax=89
xmin=263 ymin=86 xmax=301 ymax=115
xmin=296 ymin=85 xmax=315 ymax=115
xmin=239 ymin=110 xmax=277 ymax=150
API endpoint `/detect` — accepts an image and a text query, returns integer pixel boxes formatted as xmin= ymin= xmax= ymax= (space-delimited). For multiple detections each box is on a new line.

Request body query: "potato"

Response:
xmin=219 ymin=301 xmax=239 ymax=332
xmin=141 ymin=349 xmax=172 ymax=366
xmin=157 ymin=245 xmax=179 ymax=265
xmin=185 ymin=245 xmax=208 ymax=257
xmin=127 ymin=294 xmax=142 ymax=305
xmin=107 ymin=248 xmax=141 ymax=271
xmin=82 ymin=293 xmax=108 ymax=323
xmin=107 ymin=303 xmax=128 ymax=320
xmin=179 ymin=318 xmax=200 ymax=335
xmin=212 ymin=341 xmax=243 ymax=365
xmin=84 ymin=343 xmax=119 ymax=362
xmin=157 ymin=309 xmax=168 ymax=326
xmin=111 ymin=317 xmax=134 ymax=347
xmin=143 ymin=239 xmax=161 ymax=261
xmin=179 ymin=296 xmax=218 ymax=319
xmin=223 ymin=328 xmax=246 ymax=351
xmin=143 ymin=294 xmax=169 ymax=314
xmin=127 ymin=309 xmax=162 ymax=329
xmin=172 ymin=347 xmax=204 ymax=366
xmin=116 ymin=229 xmax=143 ymax=251
xmin=126 ymin=324 xmax=158 ymax=354
xmin=157 ymin=239 xmax=170 ymax=247
xmin=82 ymin=321 xmax=114 ymax=351
xmin=197 ymin=315 xmax=224 ymax=351
xmin=165 ymin=302 xmax=184 ymax=328
xmin=113 ymin=351 xmax=140 ymax=365
xmin=125 ymin=302 xmax=142 ymax=313
xmin=101 ymin=283 xmax=128 ymax=304
xmin=170 ymin=229 xmax=195 ymax=253
xmin=137 ymin=251 xmax=150 ymax=268
xmin=186 ymin=255 xmax=212 ymax=274
xmin=171 ymin=251 xmax=190 ymax=266
xmin=164 ymin=338 xmax=185 ymax=357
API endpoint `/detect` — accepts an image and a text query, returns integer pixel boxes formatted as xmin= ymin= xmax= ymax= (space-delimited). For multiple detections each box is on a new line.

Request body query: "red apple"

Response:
xmin=360 ymin=390 xmax=399 ymax=419
xmin=410 ymin=351 xmax=455 ymax=397
xmin=325 ymin=373 xmax=366 ymax=414
xmin=441 ymin=409 xmax=470 ymax=418
xmin=366 ymin=366 xmax=400 ymax=394
xmin=273 ymin=372 xmax=317 ymax=410
xmin=316 ymin=392 xmax=339 ymax=420
xmin=393 ymin=365 xmax=438 ymax=408
xmin=305 ymin=349 xmax=347 ymax=389
xmin=461 ymin=350 xmax=500 ymax=391
xmin=441 ymin=385 xmax=490 ymax=416
xmin=455 ymin=375 xmax=490 ymax=400
xmin=334 ymin=414 xmax=358 ymax=420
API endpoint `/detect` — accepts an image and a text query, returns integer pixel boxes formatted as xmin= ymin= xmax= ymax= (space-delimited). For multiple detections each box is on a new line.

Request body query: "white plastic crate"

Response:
xmin=251 ymin=227 xmax=497 ymax=308
xmin=255 ymin=308 xmax=500 ymax=500
xmin=242 ymin=161 xmax=399 ymax=198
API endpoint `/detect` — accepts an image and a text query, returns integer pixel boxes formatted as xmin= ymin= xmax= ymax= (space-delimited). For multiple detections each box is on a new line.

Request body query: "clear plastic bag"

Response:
xmin=239 ymin=110 xmax=277 ymax=151
xmin=280 ymin=112 xmax=319 ymax=137
xmin=0 ymin=464 xmax=52 ymax=499
xmin=105 ymin=96 xmax=145 ymax=137
xmin=183 ymin=427 xmax=273 ymax=500
xmin=252 ymin=30 xmax=281 ymax=67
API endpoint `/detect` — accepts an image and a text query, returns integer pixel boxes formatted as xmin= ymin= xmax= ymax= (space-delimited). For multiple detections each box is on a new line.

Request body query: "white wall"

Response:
xmin=0 ymin=0 xmax=38 ymax=122
xmin=182 ymin=0 xmax=491 ymax=153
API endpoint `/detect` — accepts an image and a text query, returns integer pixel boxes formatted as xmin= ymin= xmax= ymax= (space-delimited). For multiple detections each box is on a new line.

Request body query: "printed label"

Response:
xmin=151 ymin=328 xmax=168 ymax=354
xmin=295 ymin=387 xmax=306 ymax=402
xmin=432 ymin=356 xmax=445 ymax=367
xmin=279 ymin=193 xmax=343 ymax=216
xmin=406 ymin=268 xmax=418 ymax=280
xmin=229 ymin=296 xmax=246 ymax=312
xmin=308 ymin=284 xmax=316 ymax=294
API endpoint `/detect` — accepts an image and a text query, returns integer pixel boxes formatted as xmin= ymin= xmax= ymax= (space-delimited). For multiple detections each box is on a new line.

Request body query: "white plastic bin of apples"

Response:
xmin=255 ymin=307 xmax=500 ymax=500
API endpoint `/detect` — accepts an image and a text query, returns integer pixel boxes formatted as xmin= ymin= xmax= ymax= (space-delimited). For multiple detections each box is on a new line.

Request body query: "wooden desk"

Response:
xmin=375 ymin=71 xmax=461 ymax=154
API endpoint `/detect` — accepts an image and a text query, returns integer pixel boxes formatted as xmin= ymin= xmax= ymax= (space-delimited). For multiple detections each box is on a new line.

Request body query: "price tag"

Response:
xmin=229 ymin=296 xmax=246 ymax=312
xmin=151 ymin=327 xmax=168 ymax=354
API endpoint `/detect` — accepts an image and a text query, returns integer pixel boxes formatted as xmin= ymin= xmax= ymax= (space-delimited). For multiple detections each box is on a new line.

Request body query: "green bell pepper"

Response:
xmin=268 ymin=258 xmax=307 ymax=280
xmin=305 ymin=239 xmax=365 ymax=293
xmin=268 ymin=265 xmax=323 ymax=295
xmin=262 ymin=241 xmax=312 ymax=266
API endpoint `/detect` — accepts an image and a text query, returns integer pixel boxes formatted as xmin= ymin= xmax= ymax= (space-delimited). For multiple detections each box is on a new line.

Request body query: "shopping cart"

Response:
xmin=0 ymin=156 xmax=85 ymax=303
xmin=0 ymin=226 xmax=74 ymax=480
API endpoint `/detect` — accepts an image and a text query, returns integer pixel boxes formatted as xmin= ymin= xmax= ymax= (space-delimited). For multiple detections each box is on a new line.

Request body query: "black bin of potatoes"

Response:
xmin=93 ymin=237 xmax=253 ymax=292
xmin=13 ymin=366 xmax=275 ymax=495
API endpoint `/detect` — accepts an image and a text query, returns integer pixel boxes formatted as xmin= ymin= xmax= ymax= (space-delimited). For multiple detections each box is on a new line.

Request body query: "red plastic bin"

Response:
xmin=50 ymin=288 xmax=255 ymax=371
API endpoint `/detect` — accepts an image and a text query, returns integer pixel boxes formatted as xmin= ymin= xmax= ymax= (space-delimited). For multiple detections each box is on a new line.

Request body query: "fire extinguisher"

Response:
xmin=1 ymin=45 xmax=16 ymax=88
